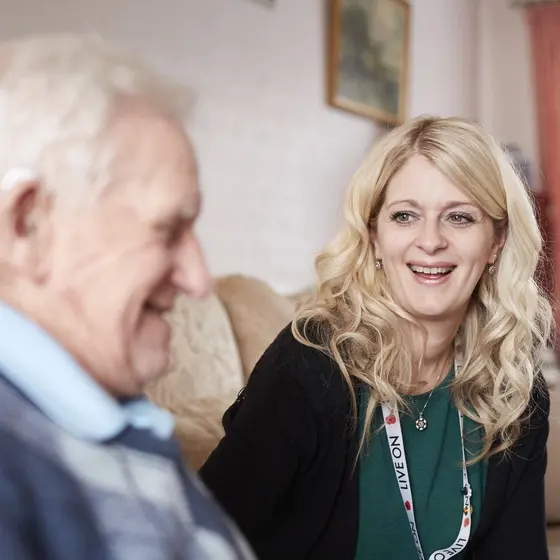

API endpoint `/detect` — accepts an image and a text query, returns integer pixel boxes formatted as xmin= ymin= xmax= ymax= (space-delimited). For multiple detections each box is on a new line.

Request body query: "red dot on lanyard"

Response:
xmin=386 ymin=414 xmax=396 ymax=425
xmin=464 ymin=518 xmax=470 ymax=528
xmin=405 ymin=501 xmax=411 ymax=511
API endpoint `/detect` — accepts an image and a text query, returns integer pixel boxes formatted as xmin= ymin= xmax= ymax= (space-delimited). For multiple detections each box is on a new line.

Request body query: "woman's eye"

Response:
xmin=448 ymin=212 xmax=475 ymax=225
xmin=389 ymin=211 xmax=416 ymax=224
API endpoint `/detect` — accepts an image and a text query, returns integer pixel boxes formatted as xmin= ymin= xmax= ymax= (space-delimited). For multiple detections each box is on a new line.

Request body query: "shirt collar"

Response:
xmin=0 ymin=300 xmax=174 ymax=442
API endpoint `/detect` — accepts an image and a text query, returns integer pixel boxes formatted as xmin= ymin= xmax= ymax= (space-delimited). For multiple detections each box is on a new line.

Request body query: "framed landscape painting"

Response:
xmin=247 ymin=0 xmax=275 ymax=5
xmin=328 ymin=0 xmax=410 ymax=126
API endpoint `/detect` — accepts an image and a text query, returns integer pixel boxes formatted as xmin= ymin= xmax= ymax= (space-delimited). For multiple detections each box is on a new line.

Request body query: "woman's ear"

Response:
xmin=490 ymin=221 xmax=507 ymax=260
xmin=486 ymin=233 xmax=506 ymax=273
xmin=369 ymin=224 xmax=380 ymax=255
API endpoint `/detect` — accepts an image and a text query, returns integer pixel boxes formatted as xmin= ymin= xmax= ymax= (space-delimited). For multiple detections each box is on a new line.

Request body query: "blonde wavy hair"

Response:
xmin=293 ymin=115 xmax=553 ymax=461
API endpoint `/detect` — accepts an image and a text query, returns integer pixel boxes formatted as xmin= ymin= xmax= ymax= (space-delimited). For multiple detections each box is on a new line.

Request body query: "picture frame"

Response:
xmin=328 ymin=0 xmax=411 ymax=126
xmin=246 ymin=0 xmax=275 ymax=6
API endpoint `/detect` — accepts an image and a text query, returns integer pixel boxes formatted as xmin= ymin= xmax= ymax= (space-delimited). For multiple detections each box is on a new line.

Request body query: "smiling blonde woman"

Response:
xmin=201 ymin=115 xmax=553 ymax=560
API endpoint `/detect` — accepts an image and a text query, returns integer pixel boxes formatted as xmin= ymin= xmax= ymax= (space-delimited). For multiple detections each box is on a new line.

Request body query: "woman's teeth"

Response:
xmin=409 ymin=265 xmax=454 ymax=274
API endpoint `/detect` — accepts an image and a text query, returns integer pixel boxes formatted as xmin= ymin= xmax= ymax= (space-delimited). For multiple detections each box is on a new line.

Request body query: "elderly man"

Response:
xmin=0 ymin=34 xmax=253 ymax=559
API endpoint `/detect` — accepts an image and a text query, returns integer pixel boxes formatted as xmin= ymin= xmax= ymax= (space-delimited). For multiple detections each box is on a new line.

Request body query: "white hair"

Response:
xmin=0 ymin=33 xmax=193 ymax=204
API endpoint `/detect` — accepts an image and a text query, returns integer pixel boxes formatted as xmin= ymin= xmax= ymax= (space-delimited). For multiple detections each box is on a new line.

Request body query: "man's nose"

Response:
xmin=172 ymin=234 xmax=211 ymax=299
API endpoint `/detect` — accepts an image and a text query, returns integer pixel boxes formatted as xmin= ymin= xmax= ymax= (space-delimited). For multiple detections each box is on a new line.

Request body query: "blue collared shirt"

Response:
xmin=0 ymin=301 xmax=256 ymax=560
xmin=0 ymin=300 xmax=174 ymax=442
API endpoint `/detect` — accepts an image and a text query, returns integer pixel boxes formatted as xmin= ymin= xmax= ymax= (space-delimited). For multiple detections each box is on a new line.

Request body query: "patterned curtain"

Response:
xmin=518 ymin=0 xmax=560 ymax=337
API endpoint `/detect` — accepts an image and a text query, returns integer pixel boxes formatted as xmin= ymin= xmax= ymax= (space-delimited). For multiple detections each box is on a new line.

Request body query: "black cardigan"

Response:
xmin=199 ymin=325 xmax=550 ymax=560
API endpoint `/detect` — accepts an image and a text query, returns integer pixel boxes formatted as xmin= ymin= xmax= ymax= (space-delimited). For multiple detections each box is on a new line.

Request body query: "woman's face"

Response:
xmin=371 ymin=155 xmax=503 ymax=324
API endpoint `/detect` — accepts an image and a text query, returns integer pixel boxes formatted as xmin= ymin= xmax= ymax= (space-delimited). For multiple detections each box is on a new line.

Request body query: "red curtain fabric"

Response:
xmin=525 ymin=3 xmax=560 ymax=335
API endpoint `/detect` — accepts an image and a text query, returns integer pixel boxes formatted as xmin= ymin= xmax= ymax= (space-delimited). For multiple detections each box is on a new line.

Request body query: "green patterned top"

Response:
xmin=355 ymin=368 xmax=487 ymax=559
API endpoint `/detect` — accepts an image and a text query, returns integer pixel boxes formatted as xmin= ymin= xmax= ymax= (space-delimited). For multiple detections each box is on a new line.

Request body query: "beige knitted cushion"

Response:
xmin=171 ymin=393 xmax=238 ymax=471
xmin=147 ymin=292 xmax=244 ymax=408
xmin=146 ymin=292 xmax=244 ymax=468
xmin=214 ymin=275 xmax=296 ymax=379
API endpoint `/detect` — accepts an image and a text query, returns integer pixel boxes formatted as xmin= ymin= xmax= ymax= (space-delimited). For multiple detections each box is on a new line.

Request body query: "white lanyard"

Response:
xmin=380 ymin=359 xmax=472 ymax=560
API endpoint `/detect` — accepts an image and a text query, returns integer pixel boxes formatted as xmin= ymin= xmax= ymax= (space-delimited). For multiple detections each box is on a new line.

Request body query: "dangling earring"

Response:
xmin=488 ymin=256 xmax=497 ymax=275
xmin=375 ymin=258 xmax=383 ymax=270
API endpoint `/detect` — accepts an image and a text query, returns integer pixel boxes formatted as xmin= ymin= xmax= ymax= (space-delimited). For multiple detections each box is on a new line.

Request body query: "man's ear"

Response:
xmin=0 ymin=179 xmax=52 ymax=278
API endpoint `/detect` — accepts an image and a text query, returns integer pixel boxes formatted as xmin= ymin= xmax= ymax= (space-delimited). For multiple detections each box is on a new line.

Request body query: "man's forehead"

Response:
xmin=101 ymin=106 xmax=202 ymax=218
xmin=108 ymin=104 xmax=196 ymax=168
xmin=161 ymin=155 xmax=200 ymax=219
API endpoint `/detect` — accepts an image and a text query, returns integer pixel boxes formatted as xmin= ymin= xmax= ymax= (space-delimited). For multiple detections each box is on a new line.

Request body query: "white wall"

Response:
xmin=409 ymin=0 xmax=477 ymax=119
xmin=476 ymin=0 xmax=539 ymax=188
xmin=0 ymin=0 xmax=477 ymax=292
